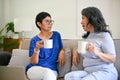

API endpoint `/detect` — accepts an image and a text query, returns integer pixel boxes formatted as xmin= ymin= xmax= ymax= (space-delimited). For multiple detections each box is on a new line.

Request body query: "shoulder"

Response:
xmin=100 ymin=32 xmax=112 ymax=39
xmin=30 ymin=35 xmax=41 ymax=43
xmin=98 ymin=32 xmax=113 ymax=43
xmin=52 ymin=31 xmax=61 ymax=36
xmin=31 ymin=35 xmax=38 ymax=40
xmin=89 ymin=32 xmax=113 ymax=42
xmin=94 ymin=32 xmax=111 ymax=38
xmin=52 ymin=31 xmax=62 ymax=39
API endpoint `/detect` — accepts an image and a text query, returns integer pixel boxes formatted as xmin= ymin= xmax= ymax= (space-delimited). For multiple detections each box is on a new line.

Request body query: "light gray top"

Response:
xmin=82 ymin=32 xmax=117 ymax=74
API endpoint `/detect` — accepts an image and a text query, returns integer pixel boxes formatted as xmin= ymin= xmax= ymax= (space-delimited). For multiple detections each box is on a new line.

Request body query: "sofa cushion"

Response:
xmin=8 ymin=49 xmax=30 ymax=67
xmin=58 ymin=48 xmax=72 ymax=78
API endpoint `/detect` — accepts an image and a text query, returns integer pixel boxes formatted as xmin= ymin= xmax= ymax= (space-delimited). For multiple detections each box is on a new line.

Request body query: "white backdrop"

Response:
xmin=77 ymin=0 xmax=120 ymax=39
xmin=1 ymin=0 xmax=120 ymax=39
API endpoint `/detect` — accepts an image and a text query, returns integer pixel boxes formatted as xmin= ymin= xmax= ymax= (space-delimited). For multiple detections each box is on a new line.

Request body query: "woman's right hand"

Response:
xmin=35 ymin=40 xmax=44 ymax=50
xmin=31 ymin=40 xmax=44 ymax=64
xmin=72 ymin=49 xmax=80 ymax=65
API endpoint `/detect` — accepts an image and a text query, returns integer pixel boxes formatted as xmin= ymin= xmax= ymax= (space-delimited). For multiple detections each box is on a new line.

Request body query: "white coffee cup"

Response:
xmin=78 ymin=41 xmax=88 ymax=54
xmin=44 ymin=39 xmax=53 ymax=48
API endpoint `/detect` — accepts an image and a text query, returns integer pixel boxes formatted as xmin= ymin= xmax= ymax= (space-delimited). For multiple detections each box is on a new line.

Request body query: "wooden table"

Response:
xmin=3 ymin=38 xmax=21 ymax=53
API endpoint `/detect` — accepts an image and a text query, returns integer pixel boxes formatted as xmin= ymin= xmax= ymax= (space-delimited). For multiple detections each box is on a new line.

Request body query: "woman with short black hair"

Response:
xmin=26 ymin=12 xmax=65 ymax=80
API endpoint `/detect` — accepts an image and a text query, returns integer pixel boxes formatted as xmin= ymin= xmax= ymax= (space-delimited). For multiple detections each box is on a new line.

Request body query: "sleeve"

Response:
xmin=29 ymin=38 xmax=36 ymax=57
xmin=101 ymin=36 xmax=116 ymax=57
xmin=57 ymin=32 xmax=63 ymax=49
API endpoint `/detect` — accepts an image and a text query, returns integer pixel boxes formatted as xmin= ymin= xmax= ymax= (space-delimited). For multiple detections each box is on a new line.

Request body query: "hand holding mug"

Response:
xmin=86 ymin=42 xmax=93 ymax=52
xmin=36 ymin=40 xmax=44 ymax=49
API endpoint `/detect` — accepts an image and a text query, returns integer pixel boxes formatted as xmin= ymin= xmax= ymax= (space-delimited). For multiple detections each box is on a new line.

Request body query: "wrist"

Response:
xmin=34 ymin=48 xmax=40 ymax=54
xmin=94 ymin=50 xmax=101 ymax=56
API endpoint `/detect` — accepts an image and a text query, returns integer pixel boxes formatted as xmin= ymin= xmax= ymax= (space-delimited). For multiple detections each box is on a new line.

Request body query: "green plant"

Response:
xmin=0 ymin=22 xmax=14 ymax=35
xmin=0 ymin=22 xmax=17 ymax=50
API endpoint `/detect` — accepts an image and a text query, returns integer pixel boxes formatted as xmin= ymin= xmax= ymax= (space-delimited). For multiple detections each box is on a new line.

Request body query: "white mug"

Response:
xmin=44 ymin=39 xmax=53 ymax=48
xmin=78 ymin=41 xmax=88 ymax=54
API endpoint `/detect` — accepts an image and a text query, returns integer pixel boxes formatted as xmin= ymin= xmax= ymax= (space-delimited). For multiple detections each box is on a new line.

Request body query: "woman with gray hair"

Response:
xmin=65 ymin=7 xmax=118 ymax=80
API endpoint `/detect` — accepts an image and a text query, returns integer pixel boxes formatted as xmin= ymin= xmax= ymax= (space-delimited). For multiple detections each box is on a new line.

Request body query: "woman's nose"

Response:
xmin=81 ymin=21 xmax=83 ymax=25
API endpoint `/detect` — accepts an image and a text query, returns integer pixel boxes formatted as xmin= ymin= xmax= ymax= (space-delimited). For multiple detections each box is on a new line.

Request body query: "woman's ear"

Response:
xmin=37 ymin=22 xmax=41 ymax=27
xmin=37 ymin=22 xmax=42 ymax=30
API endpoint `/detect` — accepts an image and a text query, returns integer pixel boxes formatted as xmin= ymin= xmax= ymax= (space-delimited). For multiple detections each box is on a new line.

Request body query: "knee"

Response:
xmin=26 ymin=67 xmax=37 ymax=79
xmin=44 ymin=68 xmax=57 ymax=80
xmin=64 ymin=73 xmax=72 ymax=80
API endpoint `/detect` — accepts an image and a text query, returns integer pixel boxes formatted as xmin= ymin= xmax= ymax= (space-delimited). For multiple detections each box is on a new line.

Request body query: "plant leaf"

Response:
xmin=6 ymin=22 xmax=14 ymax=33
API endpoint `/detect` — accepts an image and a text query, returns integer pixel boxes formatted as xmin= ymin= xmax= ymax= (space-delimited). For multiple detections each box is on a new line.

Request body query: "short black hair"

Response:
xmin=35 ymin=12 xmax=51 ymax=30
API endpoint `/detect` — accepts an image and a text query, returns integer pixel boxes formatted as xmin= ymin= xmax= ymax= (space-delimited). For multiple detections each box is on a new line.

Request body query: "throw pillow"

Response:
xmin=8 ymin=49 xmax=30 ymax=67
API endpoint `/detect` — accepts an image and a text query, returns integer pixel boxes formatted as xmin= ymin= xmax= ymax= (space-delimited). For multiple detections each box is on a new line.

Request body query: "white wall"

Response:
xmin=0 ymin=0 xmax=4 ymax=28
xmin=1 ymin=0 xmax=120 ymax=39
xmin=77 ymin=0 xmax=120 ymax=39
xmin=109 ymin=0 xmax=120 ymax=39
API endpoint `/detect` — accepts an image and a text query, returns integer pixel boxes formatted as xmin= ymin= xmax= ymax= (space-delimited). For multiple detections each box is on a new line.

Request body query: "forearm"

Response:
xmin=87 ymin=42 xmax=116 ymax=63
xmin=96 ymin=51 xmax=116 ymax=63
xmin=30 ymin=48 xmax=40 ymax=64
xmin=58 ymin=48 xmax=65 ymax=67
xmin=72 ymin=49 xmax=80 ymax=65
xmin=58 ymin=48 xmax=65 ymax=60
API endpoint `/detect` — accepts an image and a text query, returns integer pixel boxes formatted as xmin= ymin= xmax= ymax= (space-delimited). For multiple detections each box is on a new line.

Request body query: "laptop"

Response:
xmin=0 ymin=66 xmax=28 ymax=80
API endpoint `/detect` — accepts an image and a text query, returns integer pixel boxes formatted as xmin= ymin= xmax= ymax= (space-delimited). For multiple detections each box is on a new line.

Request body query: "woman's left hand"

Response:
xmin=58 ymin=49 xmax=65 ymax=67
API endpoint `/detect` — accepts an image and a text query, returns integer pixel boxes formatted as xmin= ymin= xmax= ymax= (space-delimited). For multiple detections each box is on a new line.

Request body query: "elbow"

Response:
xmin=110 ymin=57 xmax=116 ymax=63
xmin=30 ymin=58 xmax=38 ymax=65
xmin=112 ymin=57 xmax=116 ymax=63
xmin=31 ymin=61 xmax=38 ymax=65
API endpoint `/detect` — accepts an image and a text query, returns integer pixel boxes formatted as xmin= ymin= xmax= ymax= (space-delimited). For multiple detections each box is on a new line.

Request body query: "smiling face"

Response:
xmin=81 ymin=15 xmax=94 ymax=32
xmin=37 ymin=16 xmax=53 ymax=31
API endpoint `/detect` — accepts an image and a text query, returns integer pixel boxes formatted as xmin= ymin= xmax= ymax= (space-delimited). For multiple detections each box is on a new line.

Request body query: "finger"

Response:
xmin=60 ymin=59 xmax=65 ymax=67
xmin=37 ymin=41 xmax=44 ymax=47
xmin=59 ymin=61 xmax=61 ymax=67
xmin=61 ymin=61 xmax=64 ymax=67
xmin=59 ymin=60 xmax=63 ymax=67
xmin=72 ymin=57 xmax=77 ymax=65
xmin=58 ymin=58 xmax=62 ymax=67
xmin=39 ymin=40 xmax=44 ymax=44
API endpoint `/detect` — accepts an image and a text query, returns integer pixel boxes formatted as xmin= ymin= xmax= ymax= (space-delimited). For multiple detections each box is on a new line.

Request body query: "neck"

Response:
xmin=89 ymin=25 xmax=94 ymax=32
xmin=39 ymin=31 xmax=52 ymax=40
